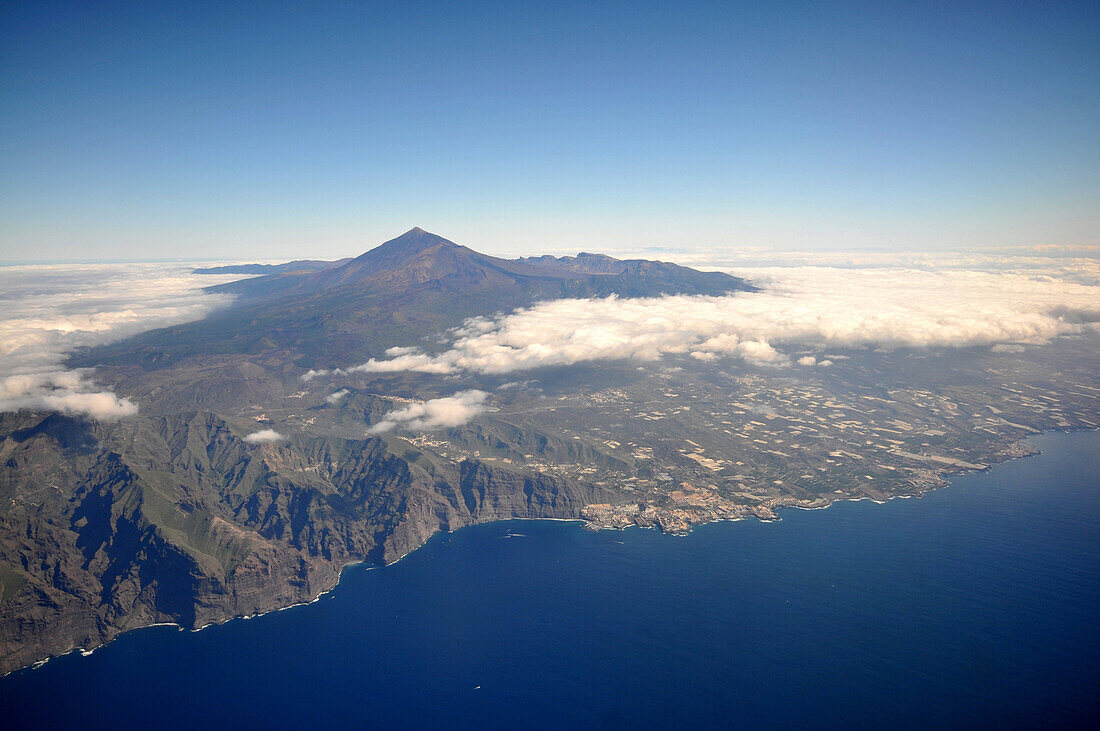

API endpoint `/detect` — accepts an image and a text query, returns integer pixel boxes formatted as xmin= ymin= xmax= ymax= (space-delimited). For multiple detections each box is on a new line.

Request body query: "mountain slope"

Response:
xmin=192 ymin=259 xmax=351 ymax=276
xmin=207 ymin=227 xmax=752 ymax=301
xmin=78 ymin=228 xmax=754 ymax=372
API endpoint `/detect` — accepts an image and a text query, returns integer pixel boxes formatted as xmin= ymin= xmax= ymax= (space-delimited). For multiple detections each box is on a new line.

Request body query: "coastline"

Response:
xmin=1 ymin=428 xmax=1078 ymax=679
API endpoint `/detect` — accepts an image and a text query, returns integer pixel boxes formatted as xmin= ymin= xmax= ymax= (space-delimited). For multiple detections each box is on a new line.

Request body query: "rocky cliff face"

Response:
xmin=0 ymin=410 xmax=612 ymax=675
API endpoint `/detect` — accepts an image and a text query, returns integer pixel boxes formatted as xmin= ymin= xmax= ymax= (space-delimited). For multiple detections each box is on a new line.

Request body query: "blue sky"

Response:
xmin=2 ymin=0 xmax=1097 ymax=260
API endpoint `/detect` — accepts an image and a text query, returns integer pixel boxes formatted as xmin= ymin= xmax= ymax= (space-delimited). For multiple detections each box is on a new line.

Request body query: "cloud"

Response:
xmin=243 ymin=429 xmax=285 ymax=444
xmin=366 ymin=390 xmax=489 ymax=435
xmin=325 ymin=388 xmax=349 ymax=404
xmin=0 ymin=371 xmax=138 ymax=420
xmin=696 ymin=335 xmax=785 ymax=363
xmin=333 ymin=262 xmax=1100 ymax=376
xmin=990 ymin=344 xmax=1026 ymax=353
xmin=0 ymin=262 xmax=240 ymax=420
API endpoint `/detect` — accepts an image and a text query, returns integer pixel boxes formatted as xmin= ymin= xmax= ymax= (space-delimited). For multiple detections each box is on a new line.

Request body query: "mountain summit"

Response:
xmin=340 ymin=227 xmax=459 ymax=274
xmin=303 ymin=228 xmax=504 ymax=292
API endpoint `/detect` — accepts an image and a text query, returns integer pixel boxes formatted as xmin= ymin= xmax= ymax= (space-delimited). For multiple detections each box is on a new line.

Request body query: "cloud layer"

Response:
xmin=338 ymin=261 xmax=1100 ymax=375
xmin=0 ymin=263 xmax=239 ymax=420
xmin=366 ymin=390 xmax=489 ymax=435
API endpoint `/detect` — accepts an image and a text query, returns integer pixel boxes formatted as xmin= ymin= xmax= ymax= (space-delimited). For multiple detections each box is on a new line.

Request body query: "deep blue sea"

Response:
xmin=3 ymin=431 xmax=1098 ymax=729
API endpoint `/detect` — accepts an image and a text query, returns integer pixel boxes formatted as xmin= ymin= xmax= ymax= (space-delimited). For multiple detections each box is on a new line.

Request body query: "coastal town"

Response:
xmin=352 ymin=336 xmax=1100 ymax=535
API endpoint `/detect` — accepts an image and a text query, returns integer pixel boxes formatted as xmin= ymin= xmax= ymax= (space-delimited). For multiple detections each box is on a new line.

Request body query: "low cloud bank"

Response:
xmin=587 ymin=244 xmax=1100 ymax=275
xmin=366 ymin=390 xmax=489 ymax=435
xmin=0 ymin=371 xmax=138 ymax=419
xmin=0 ymin=263 xmax=239 ymax=420
xmin=337 ymin=262 xmax=1100 ymax=376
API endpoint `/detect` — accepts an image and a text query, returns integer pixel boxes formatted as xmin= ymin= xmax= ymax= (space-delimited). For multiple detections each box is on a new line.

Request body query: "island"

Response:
xmin=1 ymin=228 xmax=1097 ymax=676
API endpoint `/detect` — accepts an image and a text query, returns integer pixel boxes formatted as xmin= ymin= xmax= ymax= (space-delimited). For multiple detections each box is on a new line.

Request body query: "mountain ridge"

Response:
xmin=205 ymin=227 xmax=754 ymax=302
xmin=75 ymin=228 xmax=754 ymax=373
xmin=193 ymin=259 xmax=352 ymax=276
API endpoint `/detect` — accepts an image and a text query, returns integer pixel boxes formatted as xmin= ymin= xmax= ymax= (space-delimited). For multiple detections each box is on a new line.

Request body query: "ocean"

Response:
xmin=3 ymin=430 xmax=1098 ymax=729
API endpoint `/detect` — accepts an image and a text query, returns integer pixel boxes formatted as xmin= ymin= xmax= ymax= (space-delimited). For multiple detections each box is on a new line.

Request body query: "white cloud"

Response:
xmin=243 ymin=429 xmax=284 ymax=444
xmin=990 ymin=344 xmax=1026 ymax=353
xmin=366 ymin=390 xmax=489 ymax=435
xmin=334 ymin=261 xmax=1100 ymax=376
xmin=0 ymin=371 xmax=138 ymax=420
xmin=325 ymin=388 xmax=350 ymax=404
xmin=0 ymin=263 xmax=239 ymax=420
xmin=697 ymin=335 xmax=785 ymax=364
xmin=797 ymin=356 xmax=817 ymax=366
xmin=302 ymin=367 xmax=346 ymax=381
